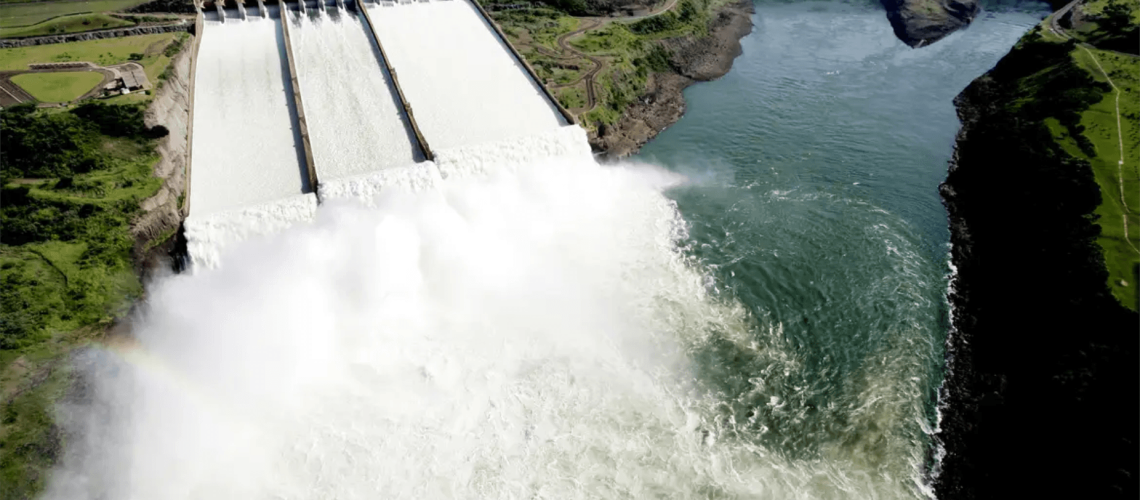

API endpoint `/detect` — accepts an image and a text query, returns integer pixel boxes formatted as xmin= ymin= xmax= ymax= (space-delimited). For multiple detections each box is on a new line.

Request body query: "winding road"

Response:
xmin=534 ymin=19 xmax=602 ymax=110
xmin=515 ymin=0 xmax=680 ymax=113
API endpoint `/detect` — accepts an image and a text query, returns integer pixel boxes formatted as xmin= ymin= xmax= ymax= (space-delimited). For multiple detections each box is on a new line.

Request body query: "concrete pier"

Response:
xmin=358 ymin=0 xmax=435 ymax=161
xmin=279 ymin=5 xmax=321 ymax=199
xmin=184 ymin=9 xmax=204 ymax=216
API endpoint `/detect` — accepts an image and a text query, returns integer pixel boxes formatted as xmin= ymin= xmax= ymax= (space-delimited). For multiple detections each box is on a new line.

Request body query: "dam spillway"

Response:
xmin=186 ymin=4 xmax=319 ymax=267
xmin=288 ymin=6 xmax=423 ymax=182
xmin=364 ymin=0 xmax=565 ymax=151
xmin=184 ymin=0 xmax=576 ymax=267
xmin=189 ymin=6 xmax=310 ymax=216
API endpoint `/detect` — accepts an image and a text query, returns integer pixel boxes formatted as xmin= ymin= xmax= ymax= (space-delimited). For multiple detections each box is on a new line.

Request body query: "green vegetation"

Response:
xmin=0 ymin=0 xmax=147 ymax=29
xmin=557 ymin=86 xmax=585 ymax=108
xmin=0 ymin=32 xmax=177 ymax=70
xmin=0 ymin=13 xmax=134 ymax=38
xmin=0 ymin=98 xmax=170 ymax=496
xmin=1010 ymin=2 xmax=1140 ymax=310
xmin=628 ymin=0 xmax=705 ymax=36
xmin=0 ymin=32 xmax=182 ymax=107
xmin=1052 ymin=0 xmax=1139 ymax=54
xmin=10 ymin=71 xmax=104 ymax=102
xmin=1055 ymin=47 xmax=1139 ymax=308
xmin=493 ymin=0 xmax=717 ymax=130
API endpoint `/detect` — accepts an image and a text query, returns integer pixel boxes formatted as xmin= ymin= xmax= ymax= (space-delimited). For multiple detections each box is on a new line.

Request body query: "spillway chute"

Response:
xmin=184 ymin=0 xmax=583 ymax=268
xmin=186 ymin=4 xmax=317 ymax=268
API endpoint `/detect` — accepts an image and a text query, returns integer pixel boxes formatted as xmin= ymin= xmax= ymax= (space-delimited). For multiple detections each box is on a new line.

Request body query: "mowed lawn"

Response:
xmin=0 ymin=13 xmax=134 ymax=38
xmin=0 ymin=32 xmax=175 ymax=70
xmin=11 ymin=71 xmax=104 ymax=101
xmin=0 ymin=0 xmax=147 ymax=28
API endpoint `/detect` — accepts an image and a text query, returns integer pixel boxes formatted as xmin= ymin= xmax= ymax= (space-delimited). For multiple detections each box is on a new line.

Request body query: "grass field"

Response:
xmin=1064 ymin=47 xmax=1139 ymax=309
xmin=10 ymin=71 xmax=104 ymax=102
xmin=0 ymin=12 xmax=134 ymax=38
xmin=0 ymin=0 xmax=146 ymax=29
xmin=0 ymin=32 xmax=175 ymax=70
xmin=557 ymin=86 xmax=585 ymax=109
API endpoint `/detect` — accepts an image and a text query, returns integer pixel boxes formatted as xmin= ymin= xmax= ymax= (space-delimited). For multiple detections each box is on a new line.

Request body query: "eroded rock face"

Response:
xmin=134 ymin=44 xmax=191 ymax=252
xmin=589 ymin=0 xmax=754 ymax=157
xmin=880 ymin=0 xmax=981 ymax=47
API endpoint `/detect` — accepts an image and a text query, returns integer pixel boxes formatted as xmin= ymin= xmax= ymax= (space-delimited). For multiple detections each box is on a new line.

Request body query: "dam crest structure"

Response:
xmin=184 ymin=0 xmax=580 ymax=267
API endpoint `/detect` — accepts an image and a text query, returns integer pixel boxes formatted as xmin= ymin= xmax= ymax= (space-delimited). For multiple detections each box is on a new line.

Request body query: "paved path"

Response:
xmin=535 ymin=19 xmax=603 ymax=110
xmin=0 ymin=77 xmax=34 ymax=106
xmin=0 ymin=61 xmax=150 ymax=105
xmin=1079 ymin=44 xmax=1138 ymax=254
xmin=510 ymin=0 xmax=679 ymax=113
xmin=1047 ymin=0 xmax=1079 ymax=39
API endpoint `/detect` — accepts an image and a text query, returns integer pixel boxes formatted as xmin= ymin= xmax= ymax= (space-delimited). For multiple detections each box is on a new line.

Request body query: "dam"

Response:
xmin=184 ymin=0 xmax=578 ymax=266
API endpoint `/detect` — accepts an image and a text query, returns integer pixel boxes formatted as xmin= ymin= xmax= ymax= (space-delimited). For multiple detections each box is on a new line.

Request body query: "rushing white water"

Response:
xmin=184 ymin=192 xmax=318 ymax=269
xmin=189 ymin=9 xmax=308 ymax=216
xmin=47 ymin=131 xmax=928 ymax=500
xmin=290 ymin=6 xmax=422 ymax=182
xmin=365 ymin=0 xmax=565 ymax=150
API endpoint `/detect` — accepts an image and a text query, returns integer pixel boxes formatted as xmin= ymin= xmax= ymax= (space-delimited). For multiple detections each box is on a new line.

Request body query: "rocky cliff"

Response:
xmin=935 ymin=30 xmax=1138 ymax=499
xmin=590 ymin=0 xmax=753 ymax=156
xmin=133 ymin=41 xmax=191 ymax=267
xmin=880 ymin=0 xmax=980 ymax=47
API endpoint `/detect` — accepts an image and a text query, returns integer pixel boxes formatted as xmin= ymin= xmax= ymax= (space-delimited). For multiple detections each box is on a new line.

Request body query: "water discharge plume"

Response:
xmin=47 ymin=150 xmax=933 ymax=499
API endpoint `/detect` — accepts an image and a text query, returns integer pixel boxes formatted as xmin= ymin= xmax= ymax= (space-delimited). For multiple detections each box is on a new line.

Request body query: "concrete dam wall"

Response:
xmin=184 ymin=0 xmax=579 ymax=267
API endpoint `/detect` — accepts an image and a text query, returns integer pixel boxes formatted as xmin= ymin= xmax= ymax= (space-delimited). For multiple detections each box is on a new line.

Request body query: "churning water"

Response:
xmin=45 ymin=0 xmax=1049 ymax=498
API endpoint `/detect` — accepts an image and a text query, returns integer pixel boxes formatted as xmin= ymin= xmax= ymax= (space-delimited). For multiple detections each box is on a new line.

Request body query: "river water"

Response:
xmin=638 ymin=0 xmax=1050 ymax=493
xmin=45 ymin=1 xmax=1050 ymax=498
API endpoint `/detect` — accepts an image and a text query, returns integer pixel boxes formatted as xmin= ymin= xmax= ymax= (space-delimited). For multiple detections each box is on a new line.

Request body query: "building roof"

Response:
xmin=122 ymin=65 xmax=148 ymax=89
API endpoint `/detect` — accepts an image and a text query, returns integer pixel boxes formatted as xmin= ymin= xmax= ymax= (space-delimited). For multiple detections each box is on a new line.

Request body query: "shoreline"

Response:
xmin=934 ymin=33 xmax=1139 ymax=498
xmin=588 ymin=0 xmax=754 ymax=158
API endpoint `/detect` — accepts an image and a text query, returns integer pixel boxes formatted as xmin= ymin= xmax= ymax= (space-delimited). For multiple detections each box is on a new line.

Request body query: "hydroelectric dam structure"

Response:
xmin=184 ymin=0 xmax=581 ymax=267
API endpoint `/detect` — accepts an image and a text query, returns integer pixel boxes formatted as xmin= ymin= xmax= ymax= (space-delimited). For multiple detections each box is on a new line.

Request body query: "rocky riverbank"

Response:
xmin=589 ymin=0 xmax=753 ymax=157
xmin=935 ymin=31 xmax=1138 ymax=499
xmin=134 ymin=37 xmax=192 ymax=273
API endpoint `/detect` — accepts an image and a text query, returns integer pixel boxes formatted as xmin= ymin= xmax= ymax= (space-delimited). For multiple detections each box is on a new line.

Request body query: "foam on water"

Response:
xmin=48 ymin=136 xmax=932 ymax=499
xmin=184 ymin=193 xmax=318 ymax=269
xmin=318 ymin=126 xmax=590 ymax=206
xmin=317 ymin=161 xmax=443 ymax=205
xmin=190 ymin=10 xmax=309 ymax=216
xmin=290 ymin=6 xmax=423 ymax=181
xmin=365 ymin=0 xmax=565 ymax=150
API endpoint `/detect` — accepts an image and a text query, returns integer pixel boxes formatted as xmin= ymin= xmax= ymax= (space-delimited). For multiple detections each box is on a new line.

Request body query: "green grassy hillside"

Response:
xmin=1039 ymin=0 xmax=1140 ymax=309
xmin=0 ymin=101 xmax=170 ymax=498
xmin=0 ymin=0 xmax=147 ymax=29
xmin=0 ymin=12 xmax=135 ymax=38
